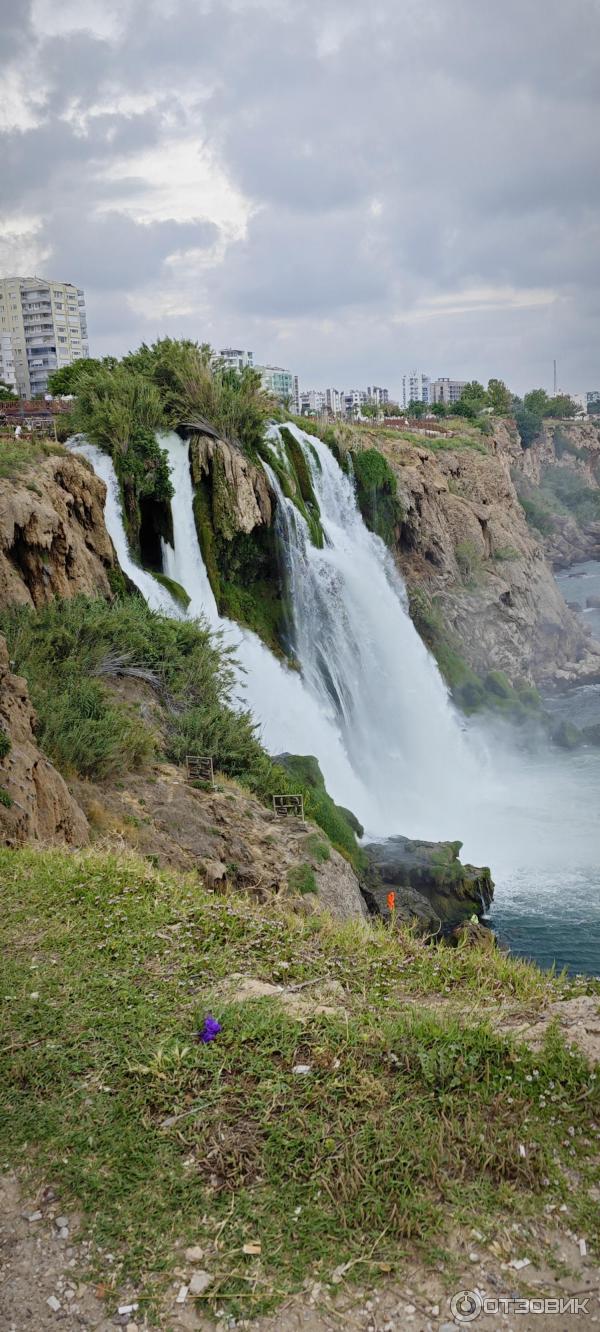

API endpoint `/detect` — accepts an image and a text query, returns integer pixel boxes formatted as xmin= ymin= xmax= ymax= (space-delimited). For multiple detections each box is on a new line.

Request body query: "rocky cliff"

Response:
xmin=372 ymin=423 xmax=599 ymax=686
xmin=0 ymin=634 xmax=89 ymax=847
xmin=0 ymin=449 xmax=118 ymax=608
xmin=510 ymin=418 xmax=600 ymax=568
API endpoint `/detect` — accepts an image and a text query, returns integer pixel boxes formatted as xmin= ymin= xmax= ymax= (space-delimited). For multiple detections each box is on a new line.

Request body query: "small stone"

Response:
xmin=579 ymin=1237 xmax=588 ymax=1256
xmin=185 ymin=1245 xmax=204 ymax=1263
xmin=510 ymin=1257 xmax=531 ymax=1270
xmin=117 ymin=1305 xmax=138 ymax=1316
xmin=175 ymin=1284 xmax=188 ymax=1304
xmin=292 ymin=1064 xmax=311 ymax=1075
xmin=404 ymin=1304 xmax=416 ymax=1314
xmin=46 ymin=1295 xmax=61 ymax=1312
xmin=58 ymin=1227 xmax=69 ymax=1239
xmin=126 ymin=1325 xmax=139 ymax=1332
xmin=189 ymin=1270 xmax=213 ymax=1296
xmin=468 ymin=1252 xmax=479 ymax=1262
xmin=55 ymin=1215 xmax=69 ymax=1229
xmin=27 ymin=1210 xmax=42 ymax=1222
xmin=64 ymin=1288 xmax=76 ymax=1301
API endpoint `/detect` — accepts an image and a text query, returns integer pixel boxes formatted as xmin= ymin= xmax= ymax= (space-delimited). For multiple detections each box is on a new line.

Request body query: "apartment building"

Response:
xmin=219 ymin=347 xmax=254 ymax=371
xmin=367 ymin=386 xmax=390 ymax=407
xmin=0 ymin=333 xmax=17 ymax=392
xmin=430 ymin=377 xmax=467 ymax=405
xmin=300 ymin=389 xmax=326 ymax=415
xmin=402 ymin=372 xmax=430 ymax=407
xmin=0 ymin=276 xmax=88 ymax=397
xmin=257 ymin=364 xmax=299 ymax=409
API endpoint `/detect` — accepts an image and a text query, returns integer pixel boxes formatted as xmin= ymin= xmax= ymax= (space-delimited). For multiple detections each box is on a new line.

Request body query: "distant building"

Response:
xmin=587 ymin=390 xmax=600 ymax=416
xmin=300 ymin=389 xmax=326 ymax=415
xmin=0 ymin=333 xmax=17 ymax=392
xmin=0 ymin=275 xmax=88 ymax=398
xmin=430 ymin=377 xmax=466 ymax=405
xmin=367 ymin=386 xmax=390 ymax=407
xmin=325 ymin=387 xmax=343 ymax=416
xmin=219 ymin=347 xmax=254 ymax=371
xmin=402 ymin=372 xmax=430 ymax=407
xmin=257 ymin=364 xmax=299 ymax=410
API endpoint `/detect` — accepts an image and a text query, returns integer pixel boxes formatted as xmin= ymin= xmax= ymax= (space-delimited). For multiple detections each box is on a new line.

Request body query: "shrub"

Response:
xmin=0 ymin=729 xmax=11 ymax=760
xmin=287 ymin=863 xmax=318 ymax=895
xmin=351 ymin=448 xmax=403 ymax=545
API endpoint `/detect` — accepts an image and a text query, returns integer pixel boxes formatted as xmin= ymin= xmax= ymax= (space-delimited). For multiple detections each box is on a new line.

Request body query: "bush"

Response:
xmin=351 ymin=448 xmax=403 ymax=545
xmin=0 ymin=729 xmax=11 ymax=760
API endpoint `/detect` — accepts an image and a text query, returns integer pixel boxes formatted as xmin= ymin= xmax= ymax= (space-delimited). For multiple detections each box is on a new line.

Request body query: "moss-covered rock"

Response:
xmin=361 ymin=835 xmax=494 ymax=933
xmin=351 ymin=448 xmax=403 ymax=546
xmin=273 ymin=752 xmax=363 ymax=866
xmin=150 ymin=572 xmax=191 ymax=609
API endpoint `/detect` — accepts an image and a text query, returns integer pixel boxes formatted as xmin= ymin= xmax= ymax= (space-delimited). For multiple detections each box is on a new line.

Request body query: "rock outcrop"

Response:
xmin=0 ymin=635 xmax=89 ymax=847
xmin=511 ymin=419 xmax=600 ymax=568
xmin=361 ymin=835 xmax=493 ymax=935
xmin=0 ymin=451 xmax=117 ymax=608
xmin=376 ymin=428 xmax=599 ymax=685
xmin=189 ymin=430 xmax=272 ymax=535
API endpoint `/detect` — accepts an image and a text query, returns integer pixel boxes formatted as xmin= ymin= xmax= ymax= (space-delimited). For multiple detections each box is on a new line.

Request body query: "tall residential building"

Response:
xmin=219 ymin=347 xmax=254 ymax=371
xmin=587 ymin=390 xmax=600 ymax=415
xmin=0 ymin=275 xmax=88 ymax=397
xmin=402 ymin=372 xmax=430 ymax=407
xmin=257 ymin=364 xmax=298 ymax=410
xmin=299 ymin=389 xmax=326 ymax=415
xmin=430 ymin=377 xmax=466 ymax=405
xmin=0 ymin=333 xmax=17 ymax=392
xmin=325 ymin=388 xmax=343 ymax=416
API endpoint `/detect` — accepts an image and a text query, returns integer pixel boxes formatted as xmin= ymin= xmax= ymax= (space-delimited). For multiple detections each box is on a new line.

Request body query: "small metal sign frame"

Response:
xmin=272 ymin=793 xmax=305 ymax=822
xmin=186 ymin=755 xmax=215 ymax=787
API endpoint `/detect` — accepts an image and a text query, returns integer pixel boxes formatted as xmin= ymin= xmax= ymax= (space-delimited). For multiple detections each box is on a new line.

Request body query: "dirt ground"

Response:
xmin=2 ymin=1169 xmax=599 ymax=1332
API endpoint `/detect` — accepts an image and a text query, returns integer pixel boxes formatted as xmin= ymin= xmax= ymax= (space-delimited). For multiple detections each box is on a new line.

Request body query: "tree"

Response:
xmin=430 ymin=401 xmax=448 ymax=417
xmin=487 ymin=378 xmax=512 ymax=415
xmin=47 ymin=357 xmax=115 ymax=396
xmin=0 ymin=381 xmax=18 ymax=403
xmin=546 ymin=394 xmax=578 ymax=419
xmin=513 ymin=400 xmax=542 ymax=448
xmin=407 ymin=399 xmax=426 ymax=418
xmin=457 ymin=381 xmax=489 ymax=416
xmin=384 ymin=401 xmax=403 ymax=416
xmin=523 ymin=388 xmax=550 ymax=418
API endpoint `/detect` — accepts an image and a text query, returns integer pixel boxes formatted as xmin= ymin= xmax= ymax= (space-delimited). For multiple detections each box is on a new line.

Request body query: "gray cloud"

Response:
xmin=1 ymin=0 xmax=599 ymax=395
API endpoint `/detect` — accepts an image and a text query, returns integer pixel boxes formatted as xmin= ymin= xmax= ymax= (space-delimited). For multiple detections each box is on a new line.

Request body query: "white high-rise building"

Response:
xmin=0 ymin=275 xmax=88 ymax=398
xmin=402 ymin=372 xmax=430 ymax=408
xmin=219 ymin=347 xmax=254 ymax=371
xmin=300 ymin=389 xmax=326 ymax=415
xmin=367 ymin=386 xmax=390 ymax=407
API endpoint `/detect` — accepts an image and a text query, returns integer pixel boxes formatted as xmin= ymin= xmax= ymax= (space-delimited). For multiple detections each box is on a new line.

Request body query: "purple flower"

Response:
xmin=196 ymin=1014 xmax=222 ymax=1044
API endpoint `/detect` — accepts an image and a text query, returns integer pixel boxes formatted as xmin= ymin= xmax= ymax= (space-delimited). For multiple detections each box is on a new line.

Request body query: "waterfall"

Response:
xmin=71 ymin=431 xmax=375 ymax=825
xmin=70 ymin=436 xmax=184 ymax=617
xmin=266 ymin=423 xmax=481 ymax=833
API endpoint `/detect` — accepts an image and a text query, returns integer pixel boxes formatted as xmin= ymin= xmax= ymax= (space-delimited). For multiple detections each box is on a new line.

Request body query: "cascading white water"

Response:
xmin=266 ymin=423 xmax=483 ymax=833
xmin=70 ymin=436 xmax=184 ymax=617
xmin=74 ymin=430 xmax=374 ymax=822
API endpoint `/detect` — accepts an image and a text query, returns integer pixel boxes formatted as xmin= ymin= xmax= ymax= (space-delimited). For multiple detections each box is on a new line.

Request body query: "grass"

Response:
xmin=0 ymin=437 xmax=67 ymax=480
xmin=1 ymin=846 xmax=598 ymax=1319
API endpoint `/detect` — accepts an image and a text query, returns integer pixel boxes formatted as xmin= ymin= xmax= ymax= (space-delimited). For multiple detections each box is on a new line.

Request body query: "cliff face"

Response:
xmin=0 ymin=634 xmax=89 ymax=847
xmin=511 ymin=419 xmax=600 ymax=568
xmin=378 ymin=425 xmax=599 ymax=685
xmin=0 ymin=451 xmax=117 ymax=609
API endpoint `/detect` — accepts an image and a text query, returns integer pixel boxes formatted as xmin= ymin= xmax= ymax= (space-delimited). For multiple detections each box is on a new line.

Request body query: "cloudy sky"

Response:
xmin=1 ymin=0 xmax=599 ymax=399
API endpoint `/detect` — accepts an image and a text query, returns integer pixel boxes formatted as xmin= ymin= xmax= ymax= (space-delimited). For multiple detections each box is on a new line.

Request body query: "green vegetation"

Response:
xmin=0 ymin=596 xmax=360 ymax=858
xmin=408 ymin=588 xmax=542 ymax=722
xmin=150 ymin=571 xmax=191 ymax=609
xmin=0 ymin=786 xmax=13 ymax=807
xmin=287 ymin=862 xmax=318 ymax=895
xmin=517 ymin=466 xmax=600 ymax=536
xmin=455 ymin=539 xmax=484 ymax=585
xmin=0 ymin=437 xmax=66 ymax=480
xmin=351 ymin=447 xmax=403 ymax=544
xmin=1 ymin=846 xmax=598 ymax=1318
xmin=0 ymin=728 xmax=11 ymax=760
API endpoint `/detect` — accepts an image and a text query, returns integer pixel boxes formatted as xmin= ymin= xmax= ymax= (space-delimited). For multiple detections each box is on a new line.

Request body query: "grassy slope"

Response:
xmin=1 ymin=847 xmax=599 ymax=1320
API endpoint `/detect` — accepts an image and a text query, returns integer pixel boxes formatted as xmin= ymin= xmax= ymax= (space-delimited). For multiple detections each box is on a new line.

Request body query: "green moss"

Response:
xmin=351 ymin=448 xmax=403 ymax=546
xmin=0 ymin=730 xmax=11 ymax=761
xmin=107 ymin=566 xmax=130 ymax=599
xmin=269 ymin=753 xmax=362 ymax=866
xmin=287 ymin=863 xmax=318 ymax=895
xmin=0 ymin=786 xmax=13 ymax=808
xmin=278 ymin=427 xmax=325 ymax=549
xmin=150 ymin=572 xmax=191 ymax=609
xmin=303 ymin=834 xmax=331 ymax=863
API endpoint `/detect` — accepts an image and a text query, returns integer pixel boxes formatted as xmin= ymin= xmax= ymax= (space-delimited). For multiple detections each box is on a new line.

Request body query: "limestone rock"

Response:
xmin=189 ymin=432 xmax=272 ymax=535
xmin=0 ymin=634 xmax=89 ymax=847
xmin=0 ymin=452 xmax=117 ymax=609
xmin=361 ymin=835 xmax=493 ymax=931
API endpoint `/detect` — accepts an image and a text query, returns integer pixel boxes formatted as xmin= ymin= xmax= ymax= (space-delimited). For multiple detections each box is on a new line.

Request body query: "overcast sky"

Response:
xmin=1 ymin=0 xmax=599 ymax=399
